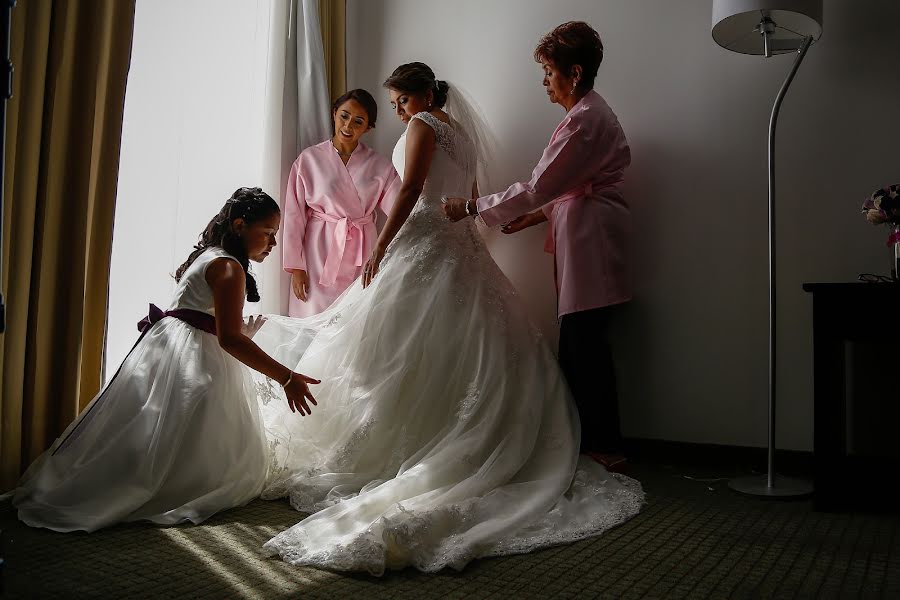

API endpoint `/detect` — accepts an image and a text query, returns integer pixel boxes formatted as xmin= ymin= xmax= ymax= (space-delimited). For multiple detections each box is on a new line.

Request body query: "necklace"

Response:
xmin=332 ymin=139 xmax=355 ymax=158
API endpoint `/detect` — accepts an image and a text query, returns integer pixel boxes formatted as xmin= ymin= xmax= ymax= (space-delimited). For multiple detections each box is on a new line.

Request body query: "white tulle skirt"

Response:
xmin=12 ymin=319 xmax=268 ymax=532
xmin=253 ymin=210 xmax=644 ymax=575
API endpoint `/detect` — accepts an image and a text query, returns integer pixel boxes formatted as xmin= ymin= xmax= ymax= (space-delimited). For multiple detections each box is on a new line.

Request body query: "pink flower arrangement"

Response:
xmin=862 ymin=184 xmax=900 ymax=246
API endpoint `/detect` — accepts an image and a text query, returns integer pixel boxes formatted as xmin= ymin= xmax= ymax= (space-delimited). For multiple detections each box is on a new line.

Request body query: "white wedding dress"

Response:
xmin=253 ymin=111 xmax=643 ymax=575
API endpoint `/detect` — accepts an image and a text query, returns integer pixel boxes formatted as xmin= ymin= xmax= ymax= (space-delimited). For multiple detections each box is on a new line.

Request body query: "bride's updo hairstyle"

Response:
xmin=382 ymin=62 xmax=449 ymax=109
xmin=534 ymin=21 xmax=604 ymax=93
xmin=175 ymin=187 xmax=280 ymax=302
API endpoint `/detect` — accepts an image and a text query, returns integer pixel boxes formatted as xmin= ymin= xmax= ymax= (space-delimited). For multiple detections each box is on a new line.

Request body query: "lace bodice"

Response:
xmin=392 ymin=112 xmax=476 ymax=209
xmin=386 ymin=112 xmax=488 ymax=274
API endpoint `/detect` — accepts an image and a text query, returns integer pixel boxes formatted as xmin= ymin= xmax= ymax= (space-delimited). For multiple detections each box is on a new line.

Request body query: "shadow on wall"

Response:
xmin=613 ymin=133 xmax=771 ymax=443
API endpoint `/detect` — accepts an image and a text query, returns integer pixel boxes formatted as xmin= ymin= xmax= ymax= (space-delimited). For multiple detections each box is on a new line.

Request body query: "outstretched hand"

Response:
xmin=242 ymin=315 xmax=267 ymax=338
xmin=442 ymin=197 xmax=470 ymax=222
xmin=501 ymin=210 xmax=547 ymax=234
xmin=284 ymin=372 xmax=320 ymax=416
xmin=502 ymin=214 xmax=536 ymax=234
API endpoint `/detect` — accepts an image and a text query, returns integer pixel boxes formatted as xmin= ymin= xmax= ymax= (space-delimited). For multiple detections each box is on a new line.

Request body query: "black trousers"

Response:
xmin=559 ymin=305 xmax=622 ymax=454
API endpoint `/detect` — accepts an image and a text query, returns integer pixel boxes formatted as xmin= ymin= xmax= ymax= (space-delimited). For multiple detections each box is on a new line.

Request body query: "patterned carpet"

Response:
xmin=2 ymin=459 xmax=898 ymax=599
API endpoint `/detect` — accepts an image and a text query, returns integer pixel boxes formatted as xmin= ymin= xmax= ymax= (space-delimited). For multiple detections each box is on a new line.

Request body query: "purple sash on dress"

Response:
xmin=52 ymin=304 xmax=218 ymax=456
xmin=137 ymin=303 xmax=217 ymax=336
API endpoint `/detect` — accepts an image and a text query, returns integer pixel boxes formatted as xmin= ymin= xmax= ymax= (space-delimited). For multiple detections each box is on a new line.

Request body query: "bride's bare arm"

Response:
xmin=363 ymin=119 xmax=436 ymax=287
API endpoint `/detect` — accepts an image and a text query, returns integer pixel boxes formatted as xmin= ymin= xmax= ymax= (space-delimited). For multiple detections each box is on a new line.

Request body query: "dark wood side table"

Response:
xmin=803 ymin=282 xmax=900 ymax=511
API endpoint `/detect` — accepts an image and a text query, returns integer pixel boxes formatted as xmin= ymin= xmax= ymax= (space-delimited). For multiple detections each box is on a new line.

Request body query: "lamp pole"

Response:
xmin=763 ymin=33 xmax=814 ymax=491
xmin=728 ymin=25 xmax=815 ymax=497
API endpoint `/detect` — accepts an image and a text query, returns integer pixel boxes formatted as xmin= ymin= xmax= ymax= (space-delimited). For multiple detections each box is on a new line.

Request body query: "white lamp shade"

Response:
xmin=712 ymin=0 xmax=823 ymax=55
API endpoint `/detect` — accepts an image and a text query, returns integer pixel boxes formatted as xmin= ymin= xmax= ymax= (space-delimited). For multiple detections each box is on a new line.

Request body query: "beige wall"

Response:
xmin=346 ymin=0 xmax=900 ymax=451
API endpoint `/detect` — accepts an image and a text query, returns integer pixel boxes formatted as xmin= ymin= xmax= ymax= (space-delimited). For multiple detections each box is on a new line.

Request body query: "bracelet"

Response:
xmin=465 ymin=199 xmax=476 ymax=217
xmin=280 ymin=371 xmax=293 ymax=388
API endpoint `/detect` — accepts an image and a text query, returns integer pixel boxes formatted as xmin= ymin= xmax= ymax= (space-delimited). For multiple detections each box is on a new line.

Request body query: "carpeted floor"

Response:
xmin=2 ymin=458 xmax=898 ymax=599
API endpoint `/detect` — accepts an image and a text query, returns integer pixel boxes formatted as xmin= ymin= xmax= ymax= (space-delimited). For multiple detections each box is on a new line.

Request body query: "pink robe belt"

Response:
xmin=544 ymin=182 xmax=594 ymax=254
xmin=310 ymin=209 xmax=375 ymax=286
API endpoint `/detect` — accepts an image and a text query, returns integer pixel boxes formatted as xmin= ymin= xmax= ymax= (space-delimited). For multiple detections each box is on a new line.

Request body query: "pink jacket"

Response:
xmin=283 ymin=140 xmax=400 ymax=317
xmin=476 ymin=90 xmax=631 ymax=318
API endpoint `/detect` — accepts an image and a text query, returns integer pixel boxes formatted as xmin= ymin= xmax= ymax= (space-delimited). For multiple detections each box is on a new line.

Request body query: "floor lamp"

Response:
xmin=712 ymin=0 xmax=822 ymax=498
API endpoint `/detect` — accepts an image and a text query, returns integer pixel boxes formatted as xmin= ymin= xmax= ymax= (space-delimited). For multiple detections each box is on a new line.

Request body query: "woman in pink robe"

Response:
xmin=283 ymin=89 xmax=400 ymax=317
xmin=444 ymin=22 xmax=630 ymax=469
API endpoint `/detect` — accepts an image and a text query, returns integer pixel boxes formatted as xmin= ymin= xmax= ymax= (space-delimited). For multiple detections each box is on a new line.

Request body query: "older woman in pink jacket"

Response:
xmin=445 ymin=22 xmax=630 ymax=470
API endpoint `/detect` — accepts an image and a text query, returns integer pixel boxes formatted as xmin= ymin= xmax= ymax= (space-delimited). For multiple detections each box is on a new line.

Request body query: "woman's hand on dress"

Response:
xmin=362 ymin=244 xmax=386 ymax=289
xmin=501 ymin=210 xmax=546 ymax=234
xmin=442 ymin=197 xmax=470 ymax=222
xmin=291 ymin=269 xmax=310 ymax=301
xmin=284 ymin=372 xmax=320 ymax=416
xmin=242 ymin=315 xmax=267 ymax=338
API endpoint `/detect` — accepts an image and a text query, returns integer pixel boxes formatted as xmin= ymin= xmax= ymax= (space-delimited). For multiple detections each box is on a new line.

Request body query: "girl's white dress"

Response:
xmin=12 ymin=247 xmax=268 ymax=532
xmin=253 ymin=112 xmax=644 ymax=575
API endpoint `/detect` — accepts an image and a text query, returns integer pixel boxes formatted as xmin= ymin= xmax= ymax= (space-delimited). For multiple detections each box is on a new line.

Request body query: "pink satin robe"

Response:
xmin=476 ymin=90 xmax=632 ymax=319
xmin=283 ymin=140 xmax=400 ymax=317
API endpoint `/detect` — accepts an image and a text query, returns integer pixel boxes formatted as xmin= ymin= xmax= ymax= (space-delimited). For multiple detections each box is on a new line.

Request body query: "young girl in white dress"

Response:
xmin=10 ymin=187 xmax=320 ymax=532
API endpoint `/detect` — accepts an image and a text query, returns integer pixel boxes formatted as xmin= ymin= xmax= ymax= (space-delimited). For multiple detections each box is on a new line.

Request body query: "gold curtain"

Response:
xmin=318 ymin=0 xmax=346 ymax=101
xmin=0 ymin=0 xmax=136 ymax=489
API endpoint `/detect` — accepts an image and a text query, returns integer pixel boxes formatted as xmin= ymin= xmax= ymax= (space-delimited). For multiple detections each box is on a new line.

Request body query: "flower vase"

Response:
xmin=893 ymin=225 xmax=900 ymax=281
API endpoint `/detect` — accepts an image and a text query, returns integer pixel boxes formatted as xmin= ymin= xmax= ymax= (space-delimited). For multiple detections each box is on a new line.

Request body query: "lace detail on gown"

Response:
xmin=263 ymin=460 xmax=643 ymax=576
xmin=410 ymin=112 xmax=458 ymax=164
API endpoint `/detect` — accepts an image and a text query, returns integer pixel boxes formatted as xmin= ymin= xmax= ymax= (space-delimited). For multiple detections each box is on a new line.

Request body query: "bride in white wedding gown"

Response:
xmin=252 ymin=63 xmax=643 ymax=575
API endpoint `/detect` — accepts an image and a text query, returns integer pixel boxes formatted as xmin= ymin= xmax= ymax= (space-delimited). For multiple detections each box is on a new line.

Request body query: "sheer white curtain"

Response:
xmin=257 ymin=0 xmax=332 ymax=315
xmin=107 ymin=0 xmax=330 ymax=377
